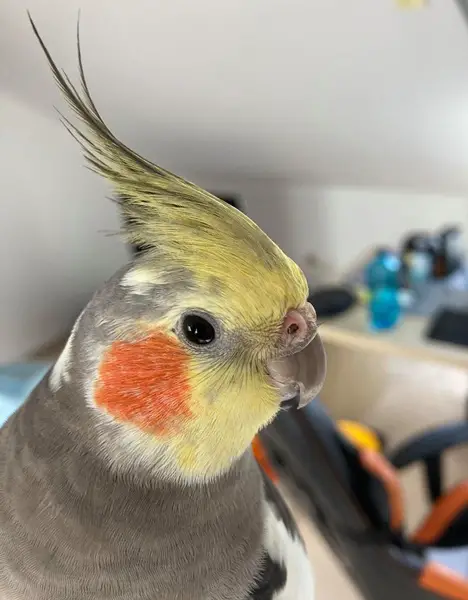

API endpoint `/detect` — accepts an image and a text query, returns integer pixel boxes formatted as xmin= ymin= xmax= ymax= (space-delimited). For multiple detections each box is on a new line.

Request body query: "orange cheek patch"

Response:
xmin=94 ymin=332 xmax=192 ymax=434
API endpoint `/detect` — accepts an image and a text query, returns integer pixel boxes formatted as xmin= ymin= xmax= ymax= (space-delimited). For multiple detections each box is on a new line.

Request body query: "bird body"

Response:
xmin=0 ymin=17 xmax=326 ymax=599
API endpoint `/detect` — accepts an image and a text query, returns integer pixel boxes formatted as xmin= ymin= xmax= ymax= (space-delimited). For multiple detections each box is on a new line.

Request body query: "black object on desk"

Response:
xmin=308 ymin=287 xmax=355 ymax=319
xmin=426 ymin=308 xmax=468 ymax=348
xmin=432 ymin=226 xmax=463 ymax=279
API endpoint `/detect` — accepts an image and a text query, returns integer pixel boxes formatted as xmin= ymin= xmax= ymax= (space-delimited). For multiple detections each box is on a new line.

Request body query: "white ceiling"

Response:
xmin=3 ymin=0 xmax=468 ymax=194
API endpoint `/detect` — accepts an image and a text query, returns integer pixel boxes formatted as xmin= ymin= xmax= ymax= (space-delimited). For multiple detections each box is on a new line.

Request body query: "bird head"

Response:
xmin=31 ymin=17 xmax=326 ymax=481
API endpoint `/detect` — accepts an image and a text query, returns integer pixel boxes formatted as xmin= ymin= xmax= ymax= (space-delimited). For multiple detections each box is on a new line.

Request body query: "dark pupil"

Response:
xmin=183 ymin=315 xmax=215 ymax=345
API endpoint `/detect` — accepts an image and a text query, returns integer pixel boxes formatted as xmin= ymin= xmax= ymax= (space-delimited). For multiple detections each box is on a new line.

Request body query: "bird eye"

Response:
xmin=182 ymin=314 xmax=216 ymax=346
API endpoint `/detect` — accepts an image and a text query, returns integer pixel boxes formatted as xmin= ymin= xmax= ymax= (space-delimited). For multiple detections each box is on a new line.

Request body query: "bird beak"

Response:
xmin=268 ymin=332 xmax=327 ymax=410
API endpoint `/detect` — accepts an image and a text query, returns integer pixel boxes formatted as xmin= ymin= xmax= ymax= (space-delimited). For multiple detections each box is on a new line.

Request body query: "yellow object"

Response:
xmin=338 ymin=420 xmax=383 ymax=452
xmin=396 ymin=0 xmax=427 ymax=8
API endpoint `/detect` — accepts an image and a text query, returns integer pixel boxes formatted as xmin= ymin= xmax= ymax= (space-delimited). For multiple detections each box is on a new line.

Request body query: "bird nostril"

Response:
xmin=283 ymin=309 xmax=308 ymax=341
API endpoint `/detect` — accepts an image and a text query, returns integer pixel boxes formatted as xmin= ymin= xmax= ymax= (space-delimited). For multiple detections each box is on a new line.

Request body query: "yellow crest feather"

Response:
xmin=29 ymin=15 xmax=308 ymax=327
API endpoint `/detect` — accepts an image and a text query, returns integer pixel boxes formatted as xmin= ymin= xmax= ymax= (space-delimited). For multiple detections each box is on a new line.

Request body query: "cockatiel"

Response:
xmin=0 ymin=16 xmax=327 ymax=600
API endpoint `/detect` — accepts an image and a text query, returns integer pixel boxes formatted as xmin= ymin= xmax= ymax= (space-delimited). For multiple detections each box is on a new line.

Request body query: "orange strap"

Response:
xmin=252 ymin=436 xmax=279 ymax=483
xmin=413 ymin=482 xmax=468 ymax=545
xmin=359 ymin=448 xmax=404 ymax=531
xmin=420 ymin=562 xmax=468 ymax=600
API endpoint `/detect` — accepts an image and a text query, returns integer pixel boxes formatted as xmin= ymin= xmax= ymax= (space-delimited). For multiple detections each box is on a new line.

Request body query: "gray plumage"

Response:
xmin=0 ymin=375 xmax=264 ymax=599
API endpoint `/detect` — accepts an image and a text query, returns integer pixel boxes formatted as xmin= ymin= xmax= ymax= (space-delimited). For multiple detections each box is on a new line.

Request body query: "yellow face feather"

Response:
xmin=30 ymin=16 xmax=318 ymax=479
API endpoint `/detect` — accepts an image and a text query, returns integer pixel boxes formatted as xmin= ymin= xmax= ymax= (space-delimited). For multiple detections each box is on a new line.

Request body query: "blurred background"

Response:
xmin=5 ymin=0 xmax=468 ymax=594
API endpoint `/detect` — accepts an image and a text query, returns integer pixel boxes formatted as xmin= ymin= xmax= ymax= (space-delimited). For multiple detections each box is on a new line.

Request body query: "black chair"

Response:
xmin=256 ymin=401 xmax=468 ymax=600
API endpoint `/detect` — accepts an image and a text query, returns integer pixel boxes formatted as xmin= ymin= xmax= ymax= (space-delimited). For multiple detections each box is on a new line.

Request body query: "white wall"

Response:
xmin=0 ymin=93 xmax=128 ymax=362
xmin=3 ymin=0 xmax=468 ymax=195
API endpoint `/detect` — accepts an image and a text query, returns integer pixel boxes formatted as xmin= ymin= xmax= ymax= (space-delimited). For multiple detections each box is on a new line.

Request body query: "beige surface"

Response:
xmin=320 ymin=304 xmax=468 ymax=370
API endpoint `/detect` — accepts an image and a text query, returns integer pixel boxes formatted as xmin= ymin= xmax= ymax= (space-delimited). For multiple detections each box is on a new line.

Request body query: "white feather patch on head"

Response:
xmin=263 ymin=502 xmax=315 ymax=600
xmin=48 ymin=311 xmax=84 ymax=393
xmin=120 ymin=267 xmax=165 ymax=295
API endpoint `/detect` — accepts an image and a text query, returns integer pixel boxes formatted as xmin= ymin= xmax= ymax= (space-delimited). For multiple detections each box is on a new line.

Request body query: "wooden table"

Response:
xmin=320 ymin=304 xmax=468 ymax=371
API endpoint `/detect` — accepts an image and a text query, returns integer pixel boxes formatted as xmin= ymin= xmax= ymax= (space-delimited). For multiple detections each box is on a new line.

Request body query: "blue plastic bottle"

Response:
xmin=364 ymin=249 xmax=402 ymax=331
xmin=365 ymin=249 xmax=401 ymax=291
xmin=368 ymin=287 xmax=401 ymax=331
